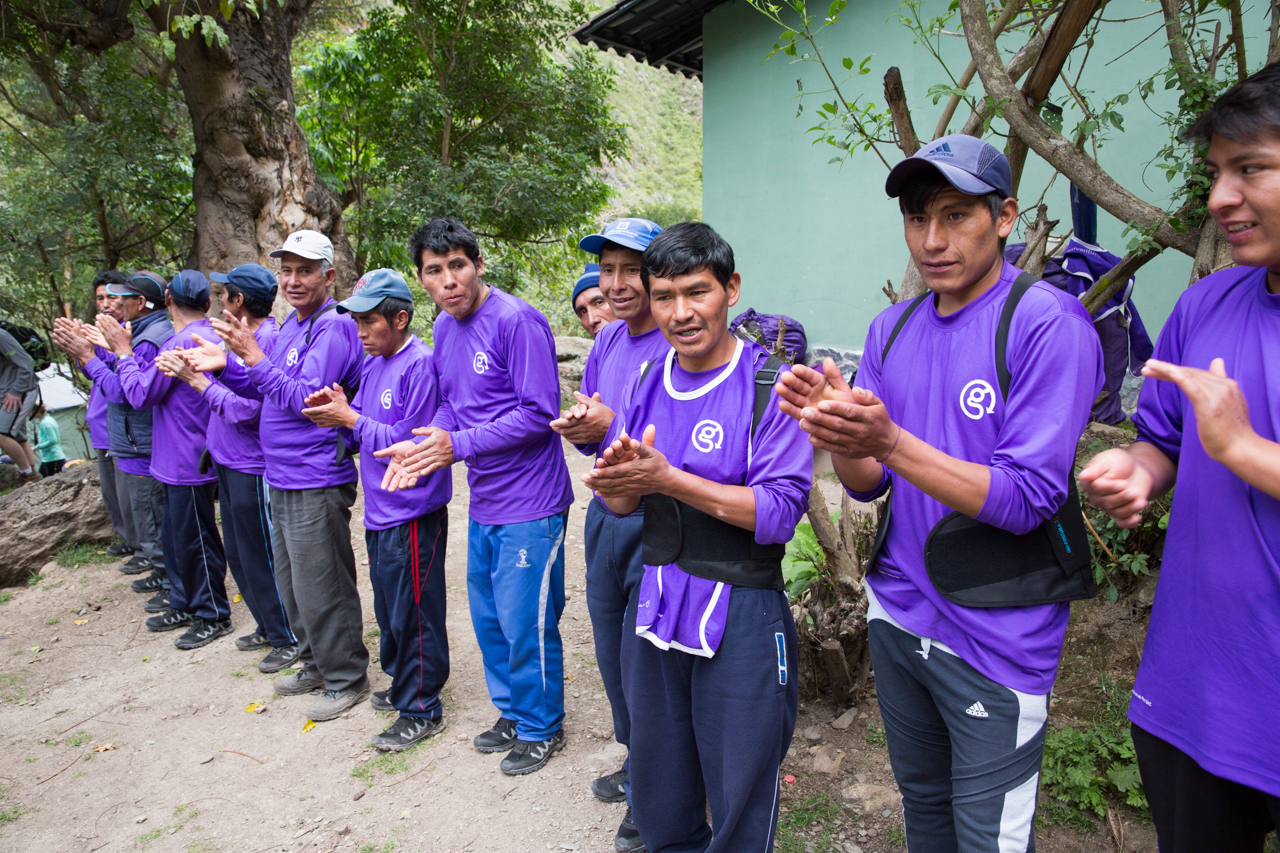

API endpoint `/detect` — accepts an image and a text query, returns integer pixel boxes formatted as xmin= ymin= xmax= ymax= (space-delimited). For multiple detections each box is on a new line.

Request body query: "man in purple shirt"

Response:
xmin=380 ymin=218 xmax=573 ymax=776
xmin=1081 ymin=66 xmax=1280 ymax=851
xmin=571 ymin=264 xmax=616 ymax=337
xmin=776 ymin=137 xmax=1102 ymax=850
xmin=583 ymin=223 xmax=811 ymax=852
xmin=552 ymin=217 xmax=665 ymax=851
xmin=95 ymin=270 xmax=233 ymax=651
xmin=158 ymin=264 xmax=298 ymax=674
xmin=302 ymin=268 xmax=452 ymax=753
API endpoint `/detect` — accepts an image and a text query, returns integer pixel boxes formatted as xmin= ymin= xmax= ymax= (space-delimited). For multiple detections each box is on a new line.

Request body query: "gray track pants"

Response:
xmin=269 ymin=483 xmax=368 ymax=692
xmin=121 ymin=468 xmax=164 ymax=570
xmin=869 ymin=619 xmax=1049 ymax=852
xmin=97 ymin=451 xmax=138 ymax=552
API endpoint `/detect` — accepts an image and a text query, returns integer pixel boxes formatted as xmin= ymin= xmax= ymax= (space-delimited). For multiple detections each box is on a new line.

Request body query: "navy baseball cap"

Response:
xmin=107 ymin=271 xmax=165 ymax=305
xmin=885 ymin=134 xmax=1013 ymax=200
xmin=579 ymin=218 xmax=663 ymax=256
xmin=167 ymin=269 xmax=211 ymax=308
xmin=571 ymin=264 xmax=601 ymax=307
xmin=336 ymin=268 xmax=413 ymax=314
xmin=210 ymin=264 xmax=278 ymax=302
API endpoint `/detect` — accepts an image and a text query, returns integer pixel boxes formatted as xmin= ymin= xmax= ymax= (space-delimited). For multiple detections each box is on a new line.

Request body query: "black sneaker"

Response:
xmin=107 ymin=543 xmax=133 ymax=557
xmin=145 ymin=608 xmax=193 ymax=632
xmin=130 ymin=570 xmax=165 ymax=594
xmin=499 ymin=729 xmax=566 ymax=776
xmin=143 ymin=590 xmax=170 ymax=613
xmin=370 ymin=689 xmax=394 ymax=712
xmin=615 ymin=808 xmax=647 ymax=853
xmin=370 ymin=715 xmax=445 ymax=752
xmin=592 ymin=768 xmax=628 ymax=803
xmin=473 ymin=717 xmax=519 ymax=754
xmin=258 ymin=645 xmax=300 ymax=673
xmin=118 ymin=556 xmax=152 ymax=575
xmin=235 ymin=632 xmax=269 ymax=651
xmin=174 ymin=618 xmax=233 ymax=650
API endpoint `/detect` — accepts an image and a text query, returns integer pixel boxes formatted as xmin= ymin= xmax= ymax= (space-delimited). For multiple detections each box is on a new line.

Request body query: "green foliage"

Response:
xmin=864 ymin=724 xmax=888 ymax=746
xmin=1041 ymin=724 xmax=1146 ymax=821
xmin=0 ymin=592 xmax=12 ymax=605
xmin=783 ymin=521 xmax=826 ymax=601
xmin=55 ymin=542 xmax=116 ymax=568
xmin=776 ymin=794 xmax=844 ymax=853
xmin=64 ymin=730 xmax=92 ymax=747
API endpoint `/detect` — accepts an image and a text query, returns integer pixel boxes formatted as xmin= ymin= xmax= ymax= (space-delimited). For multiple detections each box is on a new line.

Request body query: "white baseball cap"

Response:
xmin=270 ymin=229 xmax=334 ymax=264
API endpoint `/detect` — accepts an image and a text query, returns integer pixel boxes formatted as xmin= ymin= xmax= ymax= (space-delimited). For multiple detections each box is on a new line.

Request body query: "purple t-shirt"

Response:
xmin=852 ymin=262 xmax=1103 ymax=694
xmin=85 ymin=342 xmax=162 ymax=477
xmin=222 ymin=299 xmax=363 ymax=490
xmin=204 ymin=319 xmax=277 ymax=476
xmin=114 ymin=319 xmax=218 ymax=487
xmin=1129 ymin=265 xmax=1280 ymax=797
xmin=342 ymin=335 xmax=451 ymax=530
xmin=429 ymin=287 xmax=573 ymax=525
xmin=85 ymin=367 xmax=109 ymax=451
xmin=615 ymin=339 xmax=812 ymax=656
xmin=576 ymin=320 xmax=671 ymax=458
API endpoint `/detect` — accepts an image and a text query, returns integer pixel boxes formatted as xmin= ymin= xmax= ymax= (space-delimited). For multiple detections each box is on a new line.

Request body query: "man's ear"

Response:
xmin=474 ymin=256 xmax=485 ymax=278
xmin=397 ymin=310 xmax=411 ymax=332
xmin=996 ymin=197 xmax=1019 ymax=239
xmin=725 ymin=271 xmax=742 ymax=309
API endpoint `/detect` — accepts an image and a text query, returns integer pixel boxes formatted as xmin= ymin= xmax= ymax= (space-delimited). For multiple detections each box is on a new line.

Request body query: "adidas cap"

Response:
xmin=885 ymin=134 xmax=1013 ymax=200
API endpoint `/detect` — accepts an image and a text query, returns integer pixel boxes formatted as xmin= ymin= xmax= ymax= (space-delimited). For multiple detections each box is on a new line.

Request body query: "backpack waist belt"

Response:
xmin=641 ymin=494 xmax=786 ymax=591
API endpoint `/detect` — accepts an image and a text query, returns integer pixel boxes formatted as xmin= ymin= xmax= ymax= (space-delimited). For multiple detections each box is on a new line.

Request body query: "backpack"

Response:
xmin=0 ymin=321 xmax=52 ymax=373
xmin=730 ymin=309 xmax=807 ymax=365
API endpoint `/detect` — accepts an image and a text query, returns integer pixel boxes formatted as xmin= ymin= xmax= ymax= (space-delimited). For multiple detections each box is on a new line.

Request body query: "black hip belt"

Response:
xmin=641 ymin=494 xmax=785 ymax=590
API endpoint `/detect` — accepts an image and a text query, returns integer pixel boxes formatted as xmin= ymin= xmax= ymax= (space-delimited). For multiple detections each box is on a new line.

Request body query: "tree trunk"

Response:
xmin=146 ymin=1 xmax=356 ymax=301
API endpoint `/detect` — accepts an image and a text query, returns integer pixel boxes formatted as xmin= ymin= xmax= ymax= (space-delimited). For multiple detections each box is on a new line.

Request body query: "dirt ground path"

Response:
xmin=0 ymin=445 xmax=1149 ymax=853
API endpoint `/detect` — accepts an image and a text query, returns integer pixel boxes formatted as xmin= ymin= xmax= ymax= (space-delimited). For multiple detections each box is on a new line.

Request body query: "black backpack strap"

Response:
xmin=995 ymin=273 xmax=1039 ymax=400
xmin=881 ymin=292 xmax=930 ymax=362
xmin=304 ymin=303 xmax=338 ymax=346
xmin=751 ymin=353 xmax=785 ymax=441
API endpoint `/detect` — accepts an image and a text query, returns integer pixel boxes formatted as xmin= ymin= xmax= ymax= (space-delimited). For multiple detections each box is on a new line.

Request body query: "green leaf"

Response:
xmin=843 ymin=57 xmax=854 ymax=70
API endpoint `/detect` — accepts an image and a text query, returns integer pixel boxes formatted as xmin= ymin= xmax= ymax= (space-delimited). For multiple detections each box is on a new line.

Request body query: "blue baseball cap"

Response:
xmin=336 ymin=268 xmax=414 ymax=314
xmin=571 ymin=264 xmax=601 ymax=307
xmin=578 ymin=218 xmax=663 ymax=256
xmin=885 ymin=134 xmax=1013 ymax=200
xmin=210 ymin=264 xmax=279 ymax=302
xmin=167 ymin=269 xmax=211 ymax=308
xmin=106 ymin=271 xmax=166 ymax=305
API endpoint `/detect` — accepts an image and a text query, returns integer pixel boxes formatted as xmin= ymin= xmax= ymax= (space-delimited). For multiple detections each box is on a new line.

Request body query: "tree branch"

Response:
xmin=883 ymin=67 xmax=919 ymax=155
xmin=959 ymin=29 xmax=1047 ymax=136
xmin=1080 ymin=245 xmax=1160 ymax=314
xmin=934 ymin=0 xmax=1025 ymax=139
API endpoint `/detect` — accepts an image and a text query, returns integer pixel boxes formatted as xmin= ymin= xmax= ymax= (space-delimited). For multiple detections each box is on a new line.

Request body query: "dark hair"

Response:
xmin=223 ymin=282 xmax=275 ymax=319
xmin=408 ymin=218 xmax=481 ymax=272
xmin=375 ymin=296 xmax=414 ymax=327
xmin=897 ymin=168 xmax=1004 ymax=223
xmin=598 ymin=239 xmax=640 ymax=259
xmin=1185 ymin=63 xmax=1280 ymax=145
xmin=640 ymin=222 xmax=735 ymax=292
xmin=91 ymin=270 xmax=127 ymax=292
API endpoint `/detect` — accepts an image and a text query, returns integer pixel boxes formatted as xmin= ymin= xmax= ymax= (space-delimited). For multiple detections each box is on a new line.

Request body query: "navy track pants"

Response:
xmin=160 ymin=481 xmax=229 ymax=622
xmin=366 ymin=507 xmax=450 ymax=719
xmin=216 ymin=465 xmax=294 ymax=647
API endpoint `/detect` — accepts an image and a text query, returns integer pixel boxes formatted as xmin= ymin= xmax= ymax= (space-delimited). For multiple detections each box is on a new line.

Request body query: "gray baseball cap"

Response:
xmin=885 ymin=134 xmax=1013 ymax=200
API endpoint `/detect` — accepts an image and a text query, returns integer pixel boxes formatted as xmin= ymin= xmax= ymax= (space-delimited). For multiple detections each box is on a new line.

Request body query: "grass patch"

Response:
xmin=55 ymin=542 xmax=115 ymax=568
xmin=364 ymin=627 xmax=381 ymax=643
xmin=358 ymin=843 xmax=398 ymax=853
xmin=887 ymin=826 xmax=905 ymax=846
xmin=0 ymin=806 xmax=29 ymax=826
xmin=350 ymin=741 xmax=433 ymax=787
xmin=0 ymin=592 xmax=12 ymax=605
xmin=64 ymin=730 xmax=92 ymax=747
xmin=26 ymin=573 xmax=44 ymax=588
xmin=46 ymin=618 xmax=58 ymax=625
xmin=0 ymin=672 xmax=27 ymax=703
xmin=139 ymin=806 xmax=200 ymax=851
xmin=864 ymin=724 xmax=888 ymax=747
xmin=776 ymin=795 xmax=844 ymax=853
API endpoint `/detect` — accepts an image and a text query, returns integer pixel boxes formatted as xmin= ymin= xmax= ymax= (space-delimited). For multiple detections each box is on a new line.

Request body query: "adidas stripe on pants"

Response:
xmin=869 ymin=619 xmax=1049 ymax=852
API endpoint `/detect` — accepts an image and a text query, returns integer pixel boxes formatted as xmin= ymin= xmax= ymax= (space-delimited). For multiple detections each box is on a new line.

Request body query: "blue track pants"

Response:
xmin=216 ymin=465 xmax=294 ymax=647
xmin=161 ymin=482 xmax=228 ymax=622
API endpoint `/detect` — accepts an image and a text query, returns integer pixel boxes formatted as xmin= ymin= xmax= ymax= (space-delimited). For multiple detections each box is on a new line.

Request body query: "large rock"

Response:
xmin=0 ymin=463 xmax=114 ymax=587
xmin=555 ymin=335 xmax=594 ymax=405
xmin=0 ymin=463 xmax=19 ymax=494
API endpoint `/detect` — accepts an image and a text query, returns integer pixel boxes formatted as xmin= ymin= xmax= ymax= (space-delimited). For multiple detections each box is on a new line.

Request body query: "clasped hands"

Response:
xmin=373 ymin=429 xmax=455 ymax=492
xmin=301 ymin=384 xmax=359 ymax=430
xmin=774 ymin=357 xmax=899 ymax=461
xmin=550 ymin=392 xmax=614 ymax=444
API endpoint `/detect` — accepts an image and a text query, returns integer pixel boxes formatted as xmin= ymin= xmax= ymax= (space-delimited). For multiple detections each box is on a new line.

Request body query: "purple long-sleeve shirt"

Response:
xmin=1128 ymin=265 xmax=1280 ymax=798
xmin=575 ymin=320 xmax=671 ymax=458
xmin=203 ymin=319 xmax=277 ymax=476
xmin=113 ymin=319 xmax=217 ymax=487
xmin=341 ymin=335 xmax=451 ymax=530
xmin=429 ymin=287 xmax=572 ymax=525
xmin=221 ymin=299 xmax=363 ymax=490
xmin=84 ymin=365 xmax=109 ymax=451
xmin=85 ymin=343 xmax=161 ymax=476
xmin=851 ymin=262 xmax=1103 ymax=694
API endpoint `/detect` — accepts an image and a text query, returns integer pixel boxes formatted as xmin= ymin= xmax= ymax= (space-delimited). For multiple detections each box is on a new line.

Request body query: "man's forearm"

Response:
xmin=886 ymin=430 xmax=991 ymax=518
xmin=1218 ymin=433 xmax=1280 ymax=500
xmin=660 ymin=470 xmax=757 ymax=532
xmin=833 ymin=453 xmax=887 ymax=495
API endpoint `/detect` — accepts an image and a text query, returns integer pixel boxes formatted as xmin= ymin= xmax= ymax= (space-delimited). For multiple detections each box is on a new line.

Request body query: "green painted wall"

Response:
xmin=702 ymin=0 xmax=1194 ymax=352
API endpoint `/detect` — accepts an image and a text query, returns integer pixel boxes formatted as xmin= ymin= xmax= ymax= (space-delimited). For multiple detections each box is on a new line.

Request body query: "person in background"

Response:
xmin=30 ymin=403 xmax=65 ymax=477
xmin=301 ymin=268 xmax=452 ymax=753
xmin=0 ymin=322 xmax=41 ymax=484
xmin=572 ymin=263 xmax=616 ymax=338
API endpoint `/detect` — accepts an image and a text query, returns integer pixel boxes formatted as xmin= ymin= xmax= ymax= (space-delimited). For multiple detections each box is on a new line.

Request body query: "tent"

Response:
xmin=34 ymin=366 xmax=92 ymax=462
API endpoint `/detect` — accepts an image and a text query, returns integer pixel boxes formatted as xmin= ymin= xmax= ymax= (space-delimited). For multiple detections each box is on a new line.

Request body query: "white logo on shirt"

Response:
xmin=964 ymin=701 xmax=989 ymax=718
xmin=960 ymin=379 xmax=996 ymax=420
xmin=516 ymin=549 xmax=530 ymax=568
xmin=691 ymin=420 xmax=724 ymax=453
xmin=473 ymin=352 xmax=489 ymax=374
xmin=380 ymin=389 xmax=393 ymax=410
xmin=286 ymin=348 xmax=299 ymax=367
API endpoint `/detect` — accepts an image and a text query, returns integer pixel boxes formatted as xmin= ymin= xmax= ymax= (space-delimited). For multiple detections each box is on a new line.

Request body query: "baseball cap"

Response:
xmin=269 ymin=229 xmax=334 ymax=264
xmin=336 ymin=268 xmax=414 ymax=314
xmin=210 ymin=264 xmax=279 ymax=302
xmin=571 ymin=264 xmax=601 ymax=307
xmin=885 ymin=134 xmax=1013 ymax=200
xmin=578 ymin=218 xmax=663 ymax=256
xmin=166 ymin=270 xmax=211 ymax=308
xmin=106 ymin=271 xmax=166 ymax=305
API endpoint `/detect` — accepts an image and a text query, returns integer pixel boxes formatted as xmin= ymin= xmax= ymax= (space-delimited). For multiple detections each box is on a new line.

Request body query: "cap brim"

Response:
xmin=885 ymin=158 xmax=1001 ymax=198
xmin=578 ymin=233 xmax=651 ymax=255
xmin=209 ymin=271 xmax=232 ymax=283
xmin=104 ymin=283 xmax=133 ymax=296
xmin=268 ymin=248 xmax=330 ymax=261
xmin=335 ymin=295 xmax=383 ymax=314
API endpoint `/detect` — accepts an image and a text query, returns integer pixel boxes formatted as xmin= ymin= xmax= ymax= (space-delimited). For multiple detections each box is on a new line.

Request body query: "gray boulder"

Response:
xmin=555 ymin=335 xmax=594 ymax=405
xmin=0 ymin=463 xmax=114 ymax=587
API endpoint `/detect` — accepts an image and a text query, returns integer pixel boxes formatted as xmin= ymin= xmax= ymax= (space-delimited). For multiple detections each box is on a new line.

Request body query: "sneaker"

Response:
xmin=118 ymin=555 xmax=151 ymax=575
xmin=106 ymin=543 xmax=133 ymax=557
xmin=370 ymin=689 xmax=394 ymax=712
xmin=614 ymin=808 xmax=647 ymax=853
xmin=174 ymin=618 xmax=233 ymax=650
xmin=143 ymin=590 xmax=170 ymax=613
xmin=592 ymin=768 xmax=628 ymax=803
xmin=235 ymin=632 xmax=269 ymax=651
xmin=18 ymin=470 xmax=41 ymax=485
xmin=305 ymin=681 xmax=371 ymax=722
xmin=499 ymin=729 xmax=566 ymax=776
xmin=130 ymin=571 xmax=165 ymax=594
xmin=145 ymin=608 xmax=192 ymax=632
xmin=370 ymin=715 xmax=445 ymax=752
xmin=274 ymin=666 xmax=324 ymax=696
xmin=473 ymin=717 xmax=519 ymax=754
xmin=258 ymin=645 xmax=300 ymax=673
